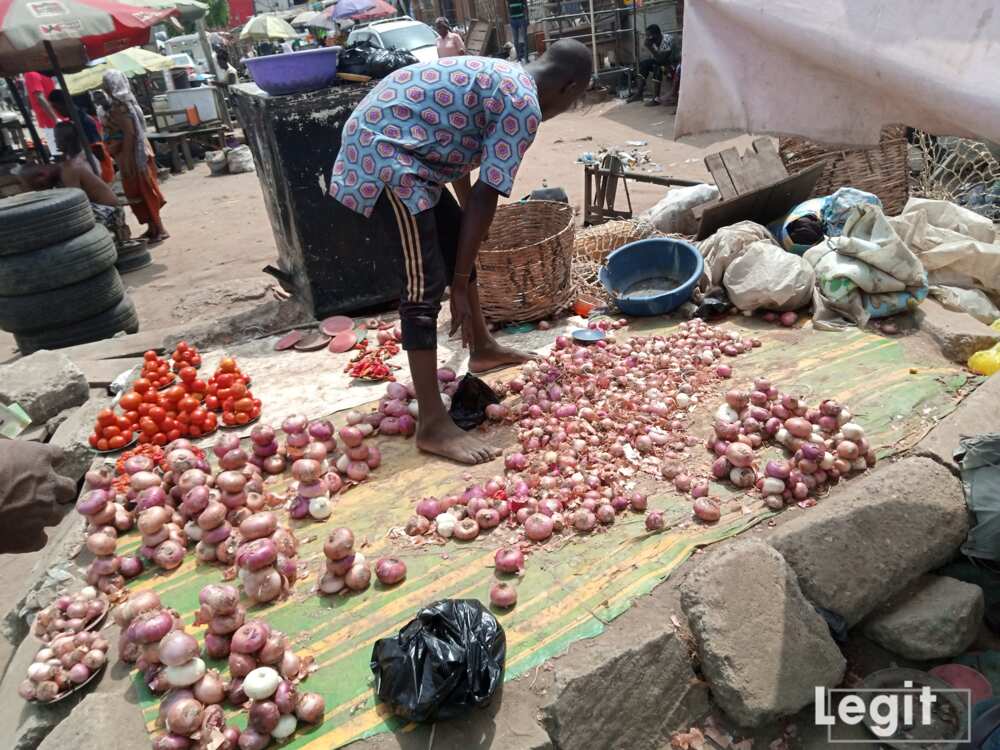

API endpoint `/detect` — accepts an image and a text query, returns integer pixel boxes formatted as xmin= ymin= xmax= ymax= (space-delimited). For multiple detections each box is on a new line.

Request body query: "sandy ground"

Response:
xmin=0 ymin=98 xmax=752 ymax=361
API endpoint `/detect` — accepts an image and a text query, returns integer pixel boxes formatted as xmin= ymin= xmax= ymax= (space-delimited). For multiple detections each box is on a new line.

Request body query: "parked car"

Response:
xmin=169 ymin=53 xmax=197 ymax=80
xmin=346 ymin=18 xmax=438 ymax=64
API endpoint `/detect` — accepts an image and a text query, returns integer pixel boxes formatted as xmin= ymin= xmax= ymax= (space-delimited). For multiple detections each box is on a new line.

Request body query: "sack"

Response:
xmin=366 ymin=48 xmax=418 ymax=78
xmin=697 ymin=220 xmax=774 ymax=289
xmin=370 ymin=599 xmax=506 ymax=722
xmin=930 ymin=285 xmax=1000 ymax=324
xmin=821 ymin=188 xmax=882 ymax=237
xmin=226 ymin=145 xmax=255 ymax=175
xmin=206 ymin=149 xmax=228 ymax=176
xmin=639 ymin=183 xmax=720 ymax=235
xmin=723 ymin=240 xmax=815 ymax=312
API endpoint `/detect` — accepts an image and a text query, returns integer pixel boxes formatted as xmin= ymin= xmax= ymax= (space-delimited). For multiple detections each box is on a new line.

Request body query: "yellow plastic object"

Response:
xmin=991 ymin=319 xmax=1000 ymax=332
xmin=969 ymin=343 xmax=1000 ymax=376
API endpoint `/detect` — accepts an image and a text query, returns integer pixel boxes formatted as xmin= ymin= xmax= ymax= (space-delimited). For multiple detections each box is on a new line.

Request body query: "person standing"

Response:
xmin=434 ymin=18 xmax=466 ymax=57
xmin=23 ymin=71 xmax=61 ymax=154
xmin=328 ymin=41 xmax=592 ymax=464
xmin=101 ymin=70 xmax=168 ymax=243
xmin=507 ymin=0 xmax=528 ymax=61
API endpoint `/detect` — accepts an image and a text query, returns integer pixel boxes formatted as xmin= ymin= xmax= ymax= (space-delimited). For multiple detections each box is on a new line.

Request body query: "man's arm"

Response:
xmin=449 ymin=180 xmax=499 ymax=344
xmin=32 ymin=91 xmax=58 ymax=124
xmin=77 ymin=164 xmax=119 ymax=207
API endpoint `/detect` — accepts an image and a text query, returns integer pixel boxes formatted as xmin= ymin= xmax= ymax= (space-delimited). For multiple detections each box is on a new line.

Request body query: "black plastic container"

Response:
xmin=232 ymin=82 xmax=403 ymax=319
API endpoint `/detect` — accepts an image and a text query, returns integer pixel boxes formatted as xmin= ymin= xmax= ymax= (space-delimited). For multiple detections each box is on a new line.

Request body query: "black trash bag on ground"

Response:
xmin=449 ymin=374 xmax=500 ymax=430
xmin=366 ymin=48 xmax=418 ymax=78
xmin=370 ymin=599 xmax=506 ymax=722
xmin=693 ymin=286 xmax=731 ymax=319
xmin=338 ymin=43 xmax=373 ymax=76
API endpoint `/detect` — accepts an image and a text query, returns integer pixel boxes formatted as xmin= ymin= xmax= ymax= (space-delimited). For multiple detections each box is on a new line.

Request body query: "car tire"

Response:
xmin=0 ymin=267 xmax=125 ymax=333
xmin=115 ymin=245 xmax=153 ymax=274
xmin=0 ymin=225 xmax=116 ymax=296
xmin=0 ymin=188 xmax=95 ymax=256
xmin=14 ymin=296 xmax=139 ymax=354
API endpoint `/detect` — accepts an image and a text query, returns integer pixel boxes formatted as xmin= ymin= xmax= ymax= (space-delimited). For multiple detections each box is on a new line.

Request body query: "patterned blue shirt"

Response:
xmin=329 ymin=56 xmax=541 ymax=216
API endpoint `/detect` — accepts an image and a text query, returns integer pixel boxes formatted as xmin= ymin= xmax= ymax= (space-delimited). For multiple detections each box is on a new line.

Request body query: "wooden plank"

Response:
xmin=704 ymin=152 xmax=737 ymax=200
xmin=77 ymin=359 xmax=139 ymax=388
xmin=718 ymin=147 xmax=757 ymax=195
xmin=751 ymin=138 xmax=789 ymax=184
xmin=695 ymin=162 xmax=825 ymax=240
xmin=56 ymin=330 xmax=167 ymax=362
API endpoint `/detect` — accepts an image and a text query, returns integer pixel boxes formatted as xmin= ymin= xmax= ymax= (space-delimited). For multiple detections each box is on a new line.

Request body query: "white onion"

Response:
xmin=164 ymin=657 xmax=206 ymax=687
xmin=308 ymin=496 xmax=333 ymax=520
xmin=272 ymin=713 xmax=298 ymax=739
xmin=244 ymin=667 xmax=281 ymax=700
xmin=435 ymin=513 xmax=456 ymax=537
xmin=841 ymin=422 xmax=865 ymax=441
xmin=715 ymin=404 xmax=740 ymax=424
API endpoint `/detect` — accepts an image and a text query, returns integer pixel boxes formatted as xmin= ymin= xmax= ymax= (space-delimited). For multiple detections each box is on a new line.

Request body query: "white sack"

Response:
xmin=639 ymin=183 xmax=720 ymax=235
xmin=723 ymin=240 xmax=814 ymax=312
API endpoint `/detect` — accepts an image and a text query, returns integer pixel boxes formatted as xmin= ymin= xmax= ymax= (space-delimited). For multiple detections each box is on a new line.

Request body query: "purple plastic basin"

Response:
xmin=243 ymin=46 xmax=342 ymax=96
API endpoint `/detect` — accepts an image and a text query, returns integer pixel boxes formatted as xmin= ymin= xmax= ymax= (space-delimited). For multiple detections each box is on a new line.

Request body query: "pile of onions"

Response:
xmin=19 ymin=630 xmax=109 ymax=703
xmin=81 ymin=464 xmax=133 ymax=535
xmin=121 ymin=603 xmax=183 ymax=694
xmin=400 ymin=320 xmax=755 ymax=547
xmin=702 ymin=381 xmax=877 ymax=512
xmin=136 ymin=501 xmax=187 ymax=574
xmin=226 ymin=621 xmax=304 ymax=689
xmin=333 ymin=425 xmax=382 ymax=485
xmin=234 ymin=513 xmax=298 ymax=604
xmin=78 ymin=472 xmax=134 ymax=593
xmin=31 ymin=586 xmax=106 ymax=642
xmin=249 ymin=423 xmax=286 ymax=476
xmin=238 ymin=666 xmax=324 ymax=747
xmin=288 ymin=458 xmax=333 ymax=521
xmin=320 ymin=527 xmax=370 ymax=595
xmin=281 ymin=414 xmax=312 ymax=462
xmin=161 ymin=443 xmax=212 ymax=502
xmin=159 ymin=630 xmax=207 ymax=692
xmin=196 ymin=583 xmax=245 ymax=659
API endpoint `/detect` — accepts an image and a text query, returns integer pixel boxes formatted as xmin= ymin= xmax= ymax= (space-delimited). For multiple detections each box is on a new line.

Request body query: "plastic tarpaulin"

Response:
xmin=675 ymin=0 xmax=1000 ymax=147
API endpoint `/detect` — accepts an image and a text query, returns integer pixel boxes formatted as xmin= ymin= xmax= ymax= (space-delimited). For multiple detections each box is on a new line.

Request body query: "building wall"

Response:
xmin=229 ymin=0 xmax=256 ymax=24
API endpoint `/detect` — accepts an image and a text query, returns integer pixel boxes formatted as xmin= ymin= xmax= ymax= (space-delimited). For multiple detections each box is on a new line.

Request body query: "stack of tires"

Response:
xmin=115 ymin=238 xmax=152 ymax=274
xmin=0 ymin=188 xmax=139 ymax=354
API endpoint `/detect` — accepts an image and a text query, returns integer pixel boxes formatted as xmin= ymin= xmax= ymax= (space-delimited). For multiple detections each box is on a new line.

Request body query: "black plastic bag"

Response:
xmin=448 ymin=374 xmax=500 ymax=431
xmin=366 ymin=48 xmax=418 ymax=78
xmin=370 ymin=599 xmax=506 ymax=722
xmin=338 ymin=44 xmax=373 ymax=76
xmin=693 ymin=286 xmax=731 ymax=320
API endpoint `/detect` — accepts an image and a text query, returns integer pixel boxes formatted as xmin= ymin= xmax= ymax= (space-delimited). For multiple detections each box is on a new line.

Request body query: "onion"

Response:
xmin=711 ymin=457 xmax=732 ymax=479
xmin=296 ymin=692 xmax=325 ymax=724
xmin=237 ymin=539 xmax=277 ymax=571
xmin=841 ymin=422 xmax=865 ymax=441
xmin=572 ymin=509 xmax=597 ymax=532
xmin=375 ymin=557 xmax=406 ymax=585
xmin=785 ymin=417 xmax=812 ymax=439
xmin=405 ymin=514 xmax=431 ymax=536
xmin=836 ymin=440 xmax=860 ymax=461
xmin=340 ymin=561 xmax=370 ymax=591
xmin=238 ymin=729 xmax=270 ymax=750
xmin=629 ymin=493 xmax=648 ymax=512
xmin=76 ymin=489 xmax=110 ymax=516
xmin=249 ymin=700 xmax=280 ymax=734
xmin=232 ymin=621 xmax=271 ymax=654
xmin=725 ymin=442 xmax=754 ymax=468
xmin=489 ymin=581 xmax=517 ymax=608
xmin=765 ymin=460 xmax=791 ymax=479
xmin=645 ymin=510 xmax=665 ymax=531
xmin=204 ymin=633 xmax=231 ymax=659
xmin=779 ymin=311 xmax=798 ymax=326
xmin=243 ymin=568 xmax=282 ymax=603
xmin=244 ymin=667 xmax=281 ymax=701
xmin=85 ymin=466 xmax=114 ymax=490
xmin=160 ymin=631 xmax=200 ymax=667
xmin=453 ymin=518 xmax=480 ymax=541
xmin=729 ymin=467 xmax=756 ymax=488
xmin=504 ymin=452 xmax=528 ymax=471
xmin=166 ymin=697 xmax=204 ymax=735
xmin=262 ymin=455 xmax=286 ymax=475
xmin=274 ymin=680 xmax=299 ymax=715
xmin=415 ymin=497 xmax=440 ymax=520
xmin=437 ymin=367 xmax=456 ymax=382
xmin=524 ymin=513 xmax=554 ymax=541
xmin=68 ymin=662 xmax=91 ymax=684
xmin=165 ymin=657 xmax=206 ymax=688
xmin=193 ymin=671 xmax=226 ymax=704
xmin=693 ymin=497 xmax=721 ymax=522
xmin=494 ymin=547 xmax=524 ymax=573
xmin=762 ymin=477 xmax=786 ymax=495
xmin=239 ymin=512 xmax=278 ymax=541
xmin=338 ymin=426 xmax=364 ymax=448
xmin=129 ymin=610 xmax=175 ymax=645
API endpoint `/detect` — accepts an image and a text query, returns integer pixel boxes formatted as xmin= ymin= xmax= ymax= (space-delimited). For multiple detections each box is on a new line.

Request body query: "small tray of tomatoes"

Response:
xmin=88 ymin=408 xmax=137 ymax=453
xmin=170 ymin=341 xmax=202 ymax=372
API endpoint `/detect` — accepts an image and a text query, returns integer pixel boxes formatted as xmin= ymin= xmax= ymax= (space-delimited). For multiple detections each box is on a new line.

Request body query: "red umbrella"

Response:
xmin=0 ymin=0 xmax=176 ymax=74
xmin=351 ymin=1 xmax=396 ymax=21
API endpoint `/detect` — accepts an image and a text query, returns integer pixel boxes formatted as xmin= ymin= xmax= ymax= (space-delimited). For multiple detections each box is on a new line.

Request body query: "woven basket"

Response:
xmin=778 ymin=125 xmax=909 ymax=215
xmin=477 ymin=201 xmax=575 ymax=324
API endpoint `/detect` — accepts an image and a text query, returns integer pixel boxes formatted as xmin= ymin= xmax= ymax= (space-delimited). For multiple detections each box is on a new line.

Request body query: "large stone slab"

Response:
xmin=863 ymin=575 xmax=984 ymax=659
xmin=680 ymin=540 xmax=845 ymax=727
xmin=48 ymin=395 xmax=113 ymax=483
xmin=918 ymin=373 xmax=1000 ymax=470
xmin=37 ymin=690 xmax=149 ymax=750
xmin=915 ymin=298 xmax=1000 ymax=363
xmin=541 ymin=596 xmax=709 ymax=749
xmin=768 ymin=457 xmax=969 ymax=626
xmin=0 ymin=350 xmax=88 ymax=424
xmin=0 ymin=633 xmax=76 ymax=750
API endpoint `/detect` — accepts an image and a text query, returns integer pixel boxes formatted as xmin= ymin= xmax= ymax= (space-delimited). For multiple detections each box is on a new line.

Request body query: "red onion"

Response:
xmin=193 ymin=671 xmax=226 ymax=704
xmin=345 ymin=563 xmax=371 ymax=591
xmin=716 ymin=364 xmax=732 ymax=378
xmin=453 ymin=518 xmax=480 ymax=541
xmin=160 ymin=631 xmax=200 ymax=667
xmin=338 ymin=426 xmax=363 ymax=448
xmin=154 ymin=540 xmax=185 ymax=570
xmin=799 ymin=442 xmax=824 ymax=462
xmin=629 ymin=493 xmax=648 ymax=512
xmin=837 ymin=440 xmax=860 ymax=460
xmin=119 ymin=555 xmax=144 ymax=579
xmin=231 ymin=621 xmax=271 ymax=654
xmin=476 ymin=508 xmax=501 ymax=529
xmin=204 ymin=633 xmax=231 ymax=659
xmin=375 ymin=557 xmax=407 ymax=585
xmin=153 ymin=734 xmax=191 ymax=750
xmin=494 ymin=547 xmax=524 ymax=573
xmin=726 ymin=442 xmax=754 ymax=468
xmin=237 ymin=539 xmax=277 ymax=571
xmin=489 ymin=581 xmax=517 ymax=608
xmin=693 ymin=498 xmax=721 ymax=522
xmin=76 ymin=489 xmax=110 ymax=516
xmin=239 ymin=512 xmax=278 ymax=542
xmin=524 ymin=513 xmax=554 ymax=541
xmin=249 ymin=700 xmax=280 ymax=733
xmin=324 ymin=527 xmax=354 ymax=560
xmin=691 ymin=481 xmax=709 ymax=499
xmin=504 ymin=452 xmax=528 ymax=471
xmin=572 ymin=509 xmax=597 ymax=532
xmin=166 ymin=697 xmax=204 ymax=736
xmin=415 ymin=497 xmax=440 ymax=520
xmin=779 ymin=311 xmax=798 ymax=326
xmin=237 ymin=728 xmax=270 ymax=750
xmin=85 ymin=466 xmax=114 ymax=490
xmin=785 ymin=417 xmax=812 ymax=439
xmin=405 ymin=514 xmax=431 ymax=536
xmin=645 ymin=511 xmax=665 ymax=531
xmin=765 ymin=460 xmax=791 ymax=479
xmin=296 ymin=692 xmax=325 ymax=724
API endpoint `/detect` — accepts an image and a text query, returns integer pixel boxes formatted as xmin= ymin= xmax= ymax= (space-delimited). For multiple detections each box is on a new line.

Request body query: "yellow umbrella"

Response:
xmin=64 ymin=47 xmax=176 ymax=94
xmin=240 ymin=14 xmax=298 ymax=41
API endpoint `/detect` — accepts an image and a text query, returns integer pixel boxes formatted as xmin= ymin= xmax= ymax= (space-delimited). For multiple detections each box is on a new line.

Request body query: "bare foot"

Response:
xmin=469 ymin=341 xmax=536 ymax=375
xmin=417 ymin=415 xmax=500 ymax=465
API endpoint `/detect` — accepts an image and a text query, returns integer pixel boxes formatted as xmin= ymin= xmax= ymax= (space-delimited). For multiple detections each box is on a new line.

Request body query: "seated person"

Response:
xmin=627 ymin=16 xmax=682 ymax=106
xmin=48 ymin=90 xmax=115 ymax=183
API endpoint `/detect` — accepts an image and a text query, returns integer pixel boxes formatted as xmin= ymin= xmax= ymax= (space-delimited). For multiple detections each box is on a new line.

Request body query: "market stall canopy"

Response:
xmin=290 ymin=9 xmax=321 ymax=27
xmin=0 ymin=0 xmax=176 ymax=74
xmin=327 ymin=0 xmax=395 ymax=21
xmin=674 ymin=0 xmax=1000 ymax=148
xmin=240 ymin=13 xmax=297 ymax=40
xmin=63 ymin=44 xmax=173 ymax=92
xmin=139 ymin=0 xmax=206 ymax=22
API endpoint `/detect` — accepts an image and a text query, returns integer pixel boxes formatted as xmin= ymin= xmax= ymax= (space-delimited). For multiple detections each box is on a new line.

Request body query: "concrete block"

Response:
xmin=918 ymin=374 xmax=1000 ymax=470
xmin=915 ymin=298 xmax=1000 ymax=363
xmin=48 ymin=396 xmax=114 ymax=483
xmin=0 ymin=350 xmax=88 ymax=424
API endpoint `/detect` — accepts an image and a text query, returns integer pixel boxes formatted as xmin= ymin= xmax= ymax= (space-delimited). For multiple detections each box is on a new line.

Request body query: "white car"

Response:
xmin=346 ymin=18 xmax=439 ymax=64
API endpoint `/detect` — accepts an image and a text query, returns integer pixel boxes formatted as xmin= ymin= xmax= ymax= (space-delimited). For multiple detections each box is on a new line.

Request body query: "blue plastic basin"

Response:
xmin=598 ymin=238 xmax=704 ymax=316
xmin=243 ymin=46 xmax=342 ymax=96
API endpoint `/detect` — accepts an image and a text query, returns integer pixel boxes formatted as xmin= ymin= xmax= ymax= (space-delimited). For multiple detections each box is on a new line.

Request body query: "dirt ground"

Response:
xmin=0 ymin=98 xmax=752 ymax=361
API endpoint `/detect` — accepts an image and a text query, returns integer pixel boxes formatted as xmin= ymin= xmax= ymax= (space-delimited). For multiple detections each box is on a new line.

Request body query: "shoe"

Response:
xmin=643 ymin=98 xmax=661 ymax=107
xmin=626 ymin=92 xmax=643 ymax=103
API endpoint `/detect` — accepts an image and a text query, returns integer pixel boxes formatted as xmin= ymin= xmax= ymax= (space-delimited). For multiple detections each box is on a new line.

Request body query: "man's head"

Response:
xmin=54 ymin=121 xmax=83 ymax=158
xmin=525 ymin=39 xmax=592 ymax=120
xmin=434 ymin=17 xmax=450 ymax=37
xmin=47 ymin=88 xmax=71 ymax=119
xmin=645 ymin=24 xmax=662 ymax=45
xmin=14 ymin=163 xmax=59 ymax=192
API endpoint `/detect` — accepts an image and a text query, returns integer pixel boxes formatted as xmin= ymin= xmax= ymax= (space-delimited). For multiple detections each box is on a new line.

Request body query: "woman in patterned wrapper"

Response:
xmin=329 ymin=40 xmax=592 ymax=465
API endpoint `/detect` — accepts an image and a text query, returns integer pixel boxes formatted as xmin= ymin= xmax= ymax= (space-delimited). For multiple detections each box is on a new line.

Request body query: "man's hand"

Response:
xmin=449 ymin=279 xmax=474 ymax=347
xmin=0 ymin=441 xmax=76 ymax=554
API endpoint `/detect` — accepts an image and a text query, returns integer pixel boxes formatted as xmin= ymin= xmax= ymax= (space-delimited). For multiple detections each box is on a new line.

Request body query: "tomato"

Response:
xmin=229 ymin=381 xmax=247 ymax=399
xmin=102 ymin=424 xmax=120 ymax=439
xmin=222 ymin=411 xmax=236 ymax=425
xmin=189 ymin=425 xmax=203 ymax=437
xmin=177 ymin=411 xmax=191 ymax=425
xmin=203 ymin=413 xmax=217 ymax=431
xmin=143 ymin=350 xmax=158 ymax=361
xmin=166 ymin=428 xmax=182 ymax=442
xmin=152 ymin=432 xmax=168 ymax=446
xmin=139 ymin=416 xmax=158 ymax=434
xmin=179 ymin=366 xmax=197 ymax=383
xmin=97 ymin=438 xmax=109 ymax=451
xmin=172 ymin=351 xmax=184 ymax=363
xmin=163 ymin=386 xmax=184 ymax=403
xmin=95 ymin=408 xmax=115 ymax=427
xmin=176 ymin=341 xmax=189 ymax=352
xmin=133 ymin=378 xmax=151 ymax=393
xmin=222 ymin=398 xmax=235 ymax=413
xmin=219 ymin=357 xmax=236 ymax=373
xmin=147 ymin=406 xmax=165 ymax=424
xmin=190 ymin=378 xmax=207 ymax=393
xmin=119 ymin=392 xmax=142 ymax=411
xmin=176 ymin=396 xmax=197 ymax=413
xmin=235 ymin=411 xmax=250 ymax=425
xmin=234 ymin=397 xmax=254 ymax=414
xmin=88 ymin=434 xmax=100 ymax=448
xmin=205 ymin=395 xmax=220 ymax=411
xmin=108 ymin=435 xmax=126 ymax=450
xmin=191 ymin=406 xmax=208 ymax=424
